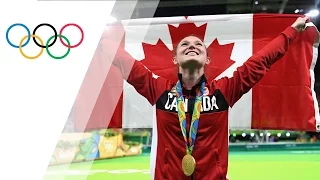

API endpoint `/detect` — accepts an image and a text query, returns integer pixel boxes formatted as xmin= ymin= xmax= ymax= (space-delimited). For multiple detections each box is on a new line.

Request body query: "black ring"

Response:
xmin=32 ymin=23 xmax=57 ymax=48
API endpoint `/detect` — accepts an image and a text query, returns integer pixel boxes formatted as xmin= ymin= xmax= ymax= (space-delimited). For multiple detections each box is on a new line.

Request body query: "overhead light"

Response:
xmin=255 ymin=1 xmax=259 ymax=5
xmin=305 ymin=9 xmax=319 ymax=17
xmin=262 ymin=6 xmax=267 ymax=11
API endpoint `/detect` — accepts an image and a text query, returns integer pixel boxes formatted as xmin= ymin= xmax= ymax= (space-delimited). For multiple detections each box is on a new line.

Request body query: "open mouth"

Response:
xmin=185 ymin=51 xmax=199 ymax=55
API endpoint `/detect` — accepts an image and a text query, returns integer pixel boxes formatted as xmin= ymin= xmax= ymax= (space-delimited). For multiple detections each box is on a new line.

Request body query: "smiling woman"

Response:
xmin=173 ymin=35 xmax=210 ymax=90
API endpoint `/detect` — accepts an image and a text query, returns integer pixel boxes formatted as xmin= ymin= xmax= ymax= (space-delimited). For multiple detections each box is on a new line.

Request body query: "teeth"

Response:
xmin=186 ymin=52 xmax=198 ymax=55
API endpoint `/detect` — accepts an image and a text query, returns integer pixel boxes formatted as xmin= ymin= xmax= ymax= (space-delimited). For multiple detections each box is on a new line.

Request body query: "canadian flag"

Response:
xmin=74 ymin=14 xmax=320 ymax=132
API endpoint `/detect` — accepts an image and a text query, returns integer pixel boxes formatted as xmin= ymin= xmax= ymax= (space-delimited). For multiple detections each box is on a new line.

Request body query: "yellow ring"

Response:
xmin=19 ymin=35 xmax=44 ymax=60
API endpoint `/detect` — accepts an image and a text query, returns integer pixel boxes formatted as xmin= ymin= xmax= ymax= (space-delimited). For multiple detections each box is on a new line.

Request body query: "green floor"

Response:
xmin=44 ymin=150 xmax=320 ymax=180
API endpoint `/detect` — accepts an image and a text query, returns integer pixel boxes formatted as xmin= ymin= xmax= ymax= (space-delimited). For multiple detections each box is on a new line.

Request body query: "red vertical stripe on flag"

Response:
xmin=75 ymin=22 xmax=126 ymax=131
xmin=86 ymin=65 xmax=124 ymax=130
xmin=252 ymin=14 xmax=317 ymax=131
xmin=108 ymin=92 xmax=123 ymax=128
xmin=75 ymin=64 xmax=124 ymax=131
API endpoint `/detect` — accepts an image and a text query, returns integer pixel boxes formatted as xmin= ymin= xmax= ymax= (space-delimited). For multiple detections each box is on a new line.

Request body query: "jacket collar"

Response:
xmin=177 ymin=73 xmax=207 ymax=91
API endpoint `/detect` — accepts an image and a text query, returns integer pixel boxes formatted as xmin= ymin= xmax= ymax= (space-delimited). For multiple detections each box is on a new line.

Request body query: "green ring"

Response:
xmin=46 ymin=34 xmax=70 ymax=60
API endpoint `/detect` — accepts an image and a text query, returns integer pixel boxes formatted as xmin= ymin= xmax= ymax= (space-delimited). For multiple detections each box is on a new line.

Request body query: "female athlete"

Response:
xmin=105 ymin=16 xmax=309 ymax=180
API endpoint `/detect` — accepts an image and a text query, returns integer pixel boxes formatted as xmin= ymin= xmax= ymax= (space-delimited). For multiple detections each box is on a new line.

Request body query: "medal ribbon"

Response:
xmin=175 ymin=81 xmax=205 ymax=155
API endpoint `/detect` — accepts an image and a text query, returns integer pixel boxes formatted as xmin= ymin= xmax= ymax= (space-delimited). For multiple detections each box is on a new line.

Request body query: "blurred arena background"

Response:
xmin=45 ymin=0 xmax=320 ymax=180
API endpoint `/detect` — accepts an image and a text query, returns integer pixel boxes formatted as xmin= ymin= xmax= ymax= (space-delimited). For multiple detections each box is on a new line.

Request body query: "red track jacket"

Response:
xmin=113 ymin=26 xmax=297 ymax=180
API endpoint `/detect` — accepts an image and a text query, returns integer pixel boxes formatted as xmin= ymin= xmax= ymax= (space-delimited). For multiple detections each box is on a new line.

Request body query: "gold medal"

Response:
xmin=182 ymin=154 xmax=196 ymax=176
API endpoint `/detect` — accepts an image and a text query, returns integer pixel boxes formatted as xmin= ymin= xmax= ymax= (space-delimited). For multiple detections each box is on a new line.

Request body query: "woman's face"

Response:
xmin=174 ymin=35 xmax=210 ymax=69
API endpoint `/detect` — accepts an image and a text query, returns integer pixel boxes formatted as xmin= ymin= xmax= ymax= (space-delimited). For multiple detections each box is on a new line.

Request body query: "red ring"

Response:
xmin=59 ymin=23 xmax=84 ymax=48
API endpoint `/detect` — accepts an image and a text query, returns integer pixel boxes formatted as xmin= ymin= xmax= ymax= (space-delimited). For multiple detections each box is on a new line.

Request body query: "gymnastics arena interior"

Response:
xmin=44 ymin=0 xmax=320 ymax=180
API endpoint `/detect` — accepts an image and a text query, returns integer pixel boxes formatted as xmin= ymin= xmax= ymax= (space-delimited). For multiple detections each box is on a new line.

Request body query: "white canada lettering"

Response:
xmin=170 ymin=97 xmax=177 ymax=111
xmin=202 ymin=96 xmax=211 ymax=111
xmin=211 ymin=96 xmax=219 ymax=110
xmin=165 ymin=93 xmax=173 ymax=109
xmin=164 ymin=92 xmax=219 ymax=112
xmin=184 ymin=99 xmax=188 ymax=112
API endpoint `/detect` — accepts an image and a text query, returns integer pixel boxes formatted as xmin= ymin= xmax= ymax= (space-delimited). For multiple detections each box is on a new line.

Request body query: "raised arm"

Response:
xmin=215 ymin=16 xmax=309 ymax=107
xmin=113 ymin=47 xmax=171 ymax=105
xmin=99 ymin=34 xmax=171 ymax=106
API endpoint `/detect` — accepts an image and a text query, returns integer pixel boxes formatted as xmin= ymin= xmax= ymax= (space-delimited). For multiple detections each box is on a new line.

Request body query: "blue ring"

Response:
xmin=6 ymin=23 xmax=31 ymax=48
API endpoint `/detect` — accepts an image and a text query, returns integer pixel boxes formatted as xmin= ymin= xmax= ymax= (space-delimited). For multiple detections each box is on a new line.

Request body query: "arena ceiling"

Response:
xmin=111 ymin=0 xmax=318 ymax=18
xmin=155 ymin=0 xmax=316 ymax=15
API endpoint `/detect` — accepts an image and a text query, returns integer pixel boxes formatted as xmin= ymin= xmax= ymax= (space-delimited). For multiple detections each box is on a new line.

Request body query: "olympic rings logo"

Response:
xmin=6 ymin=23 xmax=84 ymax=60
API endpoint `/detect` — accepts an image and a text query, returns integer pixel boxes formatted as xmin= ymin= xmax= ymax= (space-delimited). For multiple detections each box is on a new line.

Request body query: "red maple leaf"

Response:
xmin=140 ymin=22 xmax=235 ymax=82
xmin=205 ymin=39 xmax=235 ymax=81
xmin=141 ymin=39 xmax=178 ymax=81
xmin=168 ymin=22 xmax=207 ymax=46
